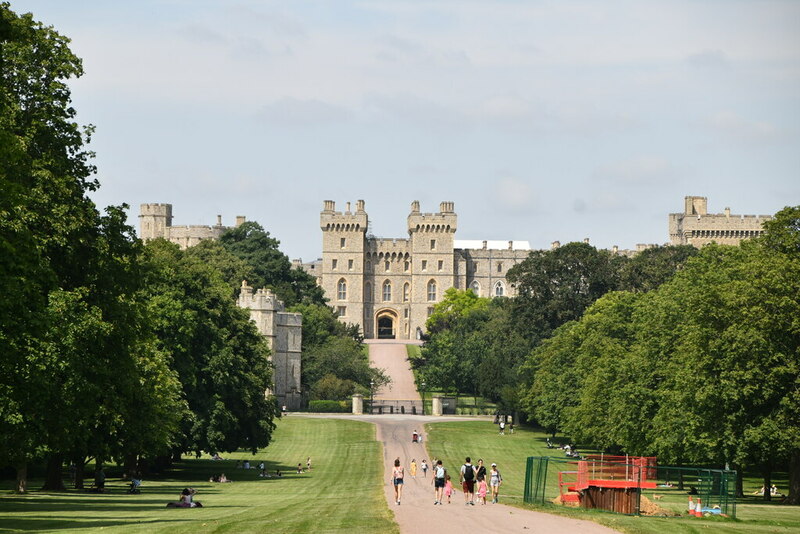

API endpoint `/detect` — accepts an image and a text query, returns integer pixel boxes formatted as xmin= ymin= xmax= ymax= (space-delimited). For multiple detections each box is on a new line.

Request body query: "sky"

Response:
xmin=11 ymin=0 xmax=800 ymax=261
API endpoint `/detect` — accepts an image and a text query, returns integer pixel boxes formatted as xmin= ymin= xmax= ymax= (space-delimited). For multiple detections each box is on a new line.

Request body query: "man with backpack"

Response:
xmin=460 ymin=457 xmax=476 ymax=505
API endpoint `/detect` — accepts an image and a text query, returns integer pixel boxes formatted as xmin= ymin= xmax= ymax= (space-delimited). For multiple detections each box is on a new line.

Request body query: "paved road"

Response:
xmin=366 ymin=340 xmax=421 ymax=401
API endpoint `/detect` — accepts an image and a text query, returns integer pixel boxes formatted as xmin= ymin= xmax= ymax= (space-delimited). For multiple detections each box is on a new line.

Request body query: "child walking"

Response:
xmin=444 ymin=474 xmax=453 ymax=504
xmin=477 ymin=477 xmax=488 ymax=504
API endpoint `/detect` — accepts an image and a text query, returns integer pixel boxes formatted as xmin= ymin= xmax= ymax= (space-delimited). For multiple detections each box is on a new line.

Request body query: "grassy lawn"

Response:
xmin=424 ymin=420 xmax=800 ymax=534
xmin=0 ymin=418 xmax=397 ymax=534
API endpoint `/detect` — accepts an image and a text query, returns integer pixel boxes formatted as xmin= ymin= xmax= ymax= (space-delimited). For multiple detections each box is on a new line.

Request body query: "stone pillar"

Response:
xmin=432 ymin=396 xmax=443 ymax=416
xmin=352 ymin=394 xmax=364 ymax=415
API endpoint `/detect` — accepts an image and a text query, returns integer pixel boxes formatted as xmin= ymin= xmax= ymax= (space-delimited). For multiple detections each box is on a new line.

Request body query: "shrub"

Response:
xmin=308 ymin=400 xmax=350 ymax=413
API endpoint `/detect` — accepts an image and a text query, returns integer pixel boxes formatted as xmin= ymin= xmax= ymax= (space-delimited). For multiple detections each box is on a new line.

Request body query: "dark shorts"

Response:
xmin=394 ymin=478 xmax=404 ymax=485
xmin=462 ymin=480 xmax=475 ymax=493
xmin=435 ymin=478 xmax=445 ymax=488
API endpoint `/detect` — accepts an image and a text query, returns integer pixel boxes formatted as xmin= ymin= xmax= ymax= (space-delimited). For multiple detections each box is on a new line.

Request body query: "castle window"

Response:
xmin=430 ymin=239 xmax=436 ymax=250
xmin=337 ymin=279 xmax=347 ymax=300
xmin=348 ymin=259 xmax=354 ymax=271
xmin=494 ymin=281 xmax=505 ymax=297
xmin=497 ymin=262 xmax=503 ymax=273
xmin=365 ymin=261 xmax=371 ymax=272
xmin=383 ymin=280 xmax=392 ymax=301
xmin=438 ymin=260 xmax=443 ymax=272
xmin=332 ymin=259 xmax=338 ymax=270
xmin=427 ymin=280 xmax=437 ymax=301
xmin=336 ymin=306 xmax=347 ymax=317
xmin=421 ymin=260 xmax=427 ymax=272
xmin=340 ymin=237 xmax=346 ymax=248
xmin=404 ymin=261 xmax=410 ymax=272
xmin=365 ymin=282 xmax=372 ymax=301
xmin=404 ymin=308 xmax=409 ymax=318
xmin=470 ymin=281 xmax=480 ymax=295
xmin=403 ymin=282 xmax=410 ymax=302
xmin=385 ymin=261 xmax=390 ymax=272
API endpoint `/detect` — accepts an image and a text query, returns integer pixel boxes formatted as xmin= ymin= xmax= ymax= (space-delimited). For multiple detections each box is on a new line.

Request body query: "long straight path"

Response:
xmin=354 ymin=340 xmax=620 ymax=533
xmin=367 ymin=340 xmax=421 ymax=402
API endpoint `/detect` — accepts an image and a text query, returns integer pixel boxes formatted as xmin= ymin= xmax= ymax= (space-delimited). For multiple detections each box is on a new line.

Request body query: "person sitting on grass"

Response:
xmin=167 ymin=488 xmax=203 ymax=508
xmin=297 ymin=463 xmax=304 ymax=473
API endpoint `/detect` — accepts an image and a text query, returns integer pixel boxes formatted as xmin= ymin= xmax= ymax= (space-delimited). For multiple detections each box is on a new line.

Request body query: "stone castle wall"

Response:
xmin=668 ymin=196 xmax=772 ymax=247
xmin=237 ymin=281 xmax=303 ymax=410
xmin=139 ymin=203 xmax=246 ymax=250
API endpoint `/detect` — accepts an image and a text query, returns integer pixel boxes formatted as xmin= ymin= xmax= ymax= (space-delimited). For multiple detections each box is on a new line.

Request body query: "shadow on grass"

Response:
xmin=0 ymin=516 xmax=189 ymax=532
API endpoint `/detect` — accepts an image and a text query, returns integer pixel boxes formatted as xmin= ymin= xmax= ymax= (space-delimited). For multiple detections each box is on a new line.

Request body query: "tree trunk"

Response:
xmin=730 ymin=462 xmax=744 ymax=498
xmin=123 ymin=453 xmax=137 ymax=478
xmin=762 ymin=466 xmax=772 ymax=502
xmin=74 ymin=460 xmax=85 ymax=489
xmin=41 ymin=455 xmax=66 ymax=491
xmin=788 ymin=449 xmax=800 ymax=505
xmin=15 ymin=462 xmax=27 ymax=493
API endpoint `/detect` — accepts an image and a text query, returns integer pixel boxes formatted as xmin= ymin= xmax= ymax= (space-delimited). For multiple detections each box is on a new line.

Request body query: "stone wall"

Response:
xmin=669 ymin=196 xmax=772 ymax=247
xmin=139 ymin=203 xmax=245 ymax=250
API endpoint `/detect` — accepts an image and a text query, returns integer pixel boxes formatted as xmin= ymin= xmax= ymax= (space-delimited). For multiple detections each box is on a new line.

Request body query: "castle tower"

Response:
xmin=407 ymin=201 xmax=457 ymax=334
xmin=139 ymin=203 xmax=173 ymax=241
xmin=237 ymin=281 xmax=303 ymax=410
xmin=320 ymin=200 xmax=368 ymax=329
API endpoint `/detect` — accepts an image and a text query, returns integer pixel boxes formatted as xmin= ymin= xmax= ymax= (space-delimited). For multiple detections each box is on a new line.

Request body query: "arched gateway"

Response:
xmin=376 ymin=309 xmax=397 ymax=339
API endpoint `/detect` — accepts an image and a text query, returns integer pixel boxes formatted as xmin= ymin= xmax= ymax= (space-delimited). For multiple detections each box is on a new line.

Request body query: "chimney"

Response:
xmin=216 ymin=214 xmax=222 ymax=226
xmin=583 ymin=238 xmax=590 ymax=244
xmin=356 ymin=199 xmax=365 ymax=212
xmin=482 ymin=240 xmax=488 ymax=250
xmin=724 ymin=207 xmax=731 ymax=218
xmin=612 ymin=245 xmax=619 ymax=254
xmin=323 ymin=200 xmax=336 ymax=212
xmin=508 ymin=240 xmax=514 ymax=250
xmin=235 ymin=216 xmax=246 ymax=227
xmin=411 ymin=200 xmax=420 ymax=213
xmin=346 ymin=201 xmax=351 ymax=213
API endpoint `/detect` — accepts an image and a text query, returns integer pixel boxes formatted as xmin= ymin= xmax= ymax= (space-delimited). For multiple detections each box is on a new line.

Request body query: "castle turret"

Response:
xmin=407 ymin=201 xmax=457 ymax=313
xmin=320 ymin=200 xmax=368 ymax=326
xmin=139 ymin=203 xmax=173 ymax=241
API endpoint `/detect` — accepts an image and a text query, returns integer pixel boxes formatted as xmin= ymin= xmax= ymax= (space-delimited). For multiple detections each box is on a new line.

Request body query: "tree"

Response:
xmin=219 ymin=221 xmax=325 ymax=307
xmin=506 ymin=242 xmax=619 ymax=344
xmin=302 ymin=336 xmax=388 ymax=394
xmin=141 ymin=239 xmax=278 ymax=455
xmin=616 ymin=245 xmax=698 ymax=293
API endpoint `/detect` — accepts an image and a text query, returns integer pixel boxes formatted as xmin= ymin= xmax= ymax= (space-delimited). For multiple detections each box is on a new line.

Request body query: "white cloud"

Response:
xmin=257 ymin=98 xmax=352 ymax=126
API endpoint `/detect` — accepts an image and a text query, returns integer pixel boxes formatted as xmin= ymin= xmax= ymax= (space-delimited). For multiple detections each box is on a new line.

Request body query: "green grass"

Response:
xmin=0 ymin=418 xmax=397 ymax=534
xmin=424 ymin=420 xmax=800 ymax=534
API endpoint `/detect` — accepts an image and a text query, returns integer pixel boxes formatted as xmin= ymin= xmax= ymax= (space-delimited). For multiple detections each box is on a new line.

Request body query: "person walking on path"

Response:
xmin=444 ymin=474 xmax=453 ymax=504
xmin=460 ymin=457 xmax=476 ymax=505
xmin=499 ymin=419 xmax=506 ymax=435
xmin=410 ymin=459 xmax=417 ymax=479
xmin=475 ymin=459 xmax=487 ymax=485
xmin=432 ymin=460 xmax=447 ymax=505
xmin=421 ymin=459 xmax=429 ymax=478
xmin=490 ymin=463 xmax=503 ymax=503
xmin=392 ymin=458 xmax=405 ymax=505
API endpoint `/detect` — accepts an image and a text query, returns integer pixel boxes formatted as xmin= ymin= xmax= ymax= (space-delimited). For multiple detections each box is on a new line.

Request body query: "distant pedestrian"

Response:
xmin=432 ymin=460 xmax=446 ymax=505
xmin=460 ymin=457 xmax=476 ymax=505
xmin=509 ymin=421 xmax=514 ymax=434
xmin=410 ymin=459 xmax=417 ymax=479
xmin=421 ymin=459 xmax=429 ymax=478
xmin=392 ymin=458 xmax=405 ymax=505
xmin=307 ymin=457 xmax=312 ymax=471
xmin=499 ymin=419 xmax=506 ymax=435
xmin=490 ymin=463 xmax=503 ymax=503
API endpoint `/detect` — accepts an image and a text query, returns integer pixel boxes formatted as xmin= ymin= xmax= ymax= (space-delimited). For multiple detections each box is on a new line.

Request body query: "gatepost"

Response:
xmin=352 ymin=394 xmax=363 ymax=415
xmin=432 ymin=396 xmax=443 ymax=416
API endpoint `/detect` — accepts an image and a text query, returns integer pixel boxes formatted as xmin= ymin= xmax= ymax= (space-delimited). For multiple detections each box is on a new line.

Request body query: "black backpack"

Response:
xmin=463 ymin=464 xmax=474 ymax=481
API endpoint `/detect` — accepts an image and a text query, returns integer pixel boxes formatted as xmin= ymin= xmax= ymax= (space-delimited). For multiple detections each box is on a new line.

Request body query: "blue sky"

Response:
xmin=12 ymin=0 xmax=799 ymax=261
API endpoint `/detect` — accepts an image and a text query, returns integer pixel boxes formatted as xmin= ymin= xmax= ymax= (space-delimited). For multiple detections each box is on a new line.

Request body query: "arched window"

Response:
xmin=337 ymin=279 xmax=347 ymax=300
xmin=364 ymin=282 xmax=372 ymax=302
xmin=470 ymin=280 xmax=480 ymax=295
xmin=382 ymin=280 xmax=392 ymax=301
xmin=427 ymin=280 xmax=437 ymax=302
xmin=494 ymin=281 xmax=505 ymax=297
xmin=403 ymin=282 xmax=410 ymax=302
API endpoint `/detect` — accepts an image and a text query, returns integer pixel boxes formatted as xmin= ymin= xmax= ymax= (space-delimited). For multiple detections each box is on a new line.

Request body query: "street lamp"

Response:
xmin=421 ymin=381 xmax=426 ymax=416
xmin=370 ymin=379 xmax=374 ymax=415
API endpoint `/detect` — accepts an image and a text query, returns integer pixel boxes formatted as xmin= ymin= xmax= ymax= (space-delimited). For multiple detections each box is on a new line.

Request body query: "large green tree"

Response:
xmin=141 ymin=239 xmax=278 ymax=455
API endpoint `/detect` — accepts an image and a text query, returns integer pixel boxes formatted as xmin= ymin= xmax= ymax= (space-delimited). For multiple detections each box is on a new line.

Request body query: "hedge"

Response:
xmin=308 ymin=400 xmax=350 ymax=413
